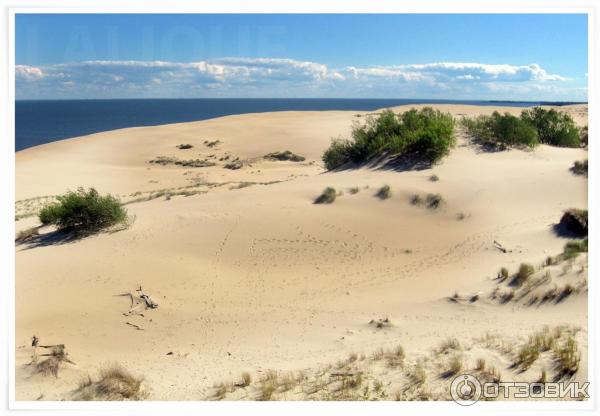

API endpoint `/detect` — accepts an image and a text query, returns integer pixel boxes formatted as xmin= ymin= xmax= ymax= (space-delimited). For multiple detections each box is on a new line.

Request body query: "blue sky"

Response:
xmin=16 ymin=14 xmax=588 ymax=100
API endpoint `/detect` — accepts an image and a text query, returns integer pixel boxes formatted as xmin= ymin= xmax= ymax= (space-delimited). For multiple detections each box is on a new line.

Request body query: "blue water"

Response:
xmin=15 ymin=98 xmax=582 ymax=151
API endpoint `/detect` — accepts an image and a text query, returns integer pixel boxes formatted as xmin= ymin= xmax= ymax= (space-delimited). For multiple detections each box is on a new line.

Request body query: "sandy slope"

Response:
xmin=15 ymin=104 xmax=588 ymax=401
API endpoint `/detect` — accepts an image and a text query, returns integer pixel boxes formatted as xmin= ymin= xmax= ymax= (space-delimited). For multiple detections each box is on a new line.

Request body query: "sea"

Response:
xmin=15 ymin=98 xmax=582 ymax=151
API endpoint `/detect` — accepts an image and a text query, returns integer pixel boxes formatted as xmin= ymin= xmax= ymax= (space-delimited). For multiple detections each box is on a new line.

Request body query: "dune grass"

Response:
xmin=74 ymin=364 xmax=146 ymax=401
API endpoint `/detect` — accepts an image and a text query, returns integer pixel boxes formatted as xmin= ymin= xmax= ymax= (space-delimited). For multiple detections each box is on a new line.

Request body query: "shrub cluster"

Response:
xmin=322 ymin=108 xmax=456 ymax=170
xmin=461 ymin=112 xmax=538 ymax=149
xmin=559 ymin=209 xmax=588 ymax=237
xmin=39 ymin=187 xmax=127 ymax=232
xmin=462 ymin=107 xmax=581 ymax=149
xmin=521 ymin=107 xmax=580 ymax=147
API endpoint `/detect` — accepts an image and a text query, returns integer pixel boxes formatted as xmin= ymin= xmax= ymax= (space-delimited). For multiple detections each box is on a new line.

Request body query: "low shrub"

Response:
xmin=521 ymin=107 xmax=580 ymax=147
xmin=461 ymin=112 xmax=539 ymax=149
xmin=571 ymin=160 xmax=588 ymax=176
xmin=425 ymin=193 xmax=443 ymax=209
xmin=559 ymin=209 xmax=588 ymax=237
xmin=375 ymin=184 xmax=391 ymax=200
xmin=314 ymin=187 xmax=337 ymax=204
xmin=176 ymin=143 xmax=193 ymax=149
xmin=410 ymin=194 xmax=423 ymax=206
xmin=580 ymin=126 xmax=588 ymax=147
xmin=39 ymin=188 xmax=127 ymax=232
xmin=264 ymin=150 xmax=305 ymax=162
xmin=322 ymin=107 xmax=456 ymax=170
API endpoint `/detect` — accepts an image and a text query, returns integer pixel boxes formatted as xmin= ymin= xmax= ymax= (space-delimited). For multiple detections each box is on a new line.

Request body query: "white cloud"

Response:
xmin=15 ymin=58 xmax=582 ymax=100
xmin=15 ymin=65 xmax=45 ymax=81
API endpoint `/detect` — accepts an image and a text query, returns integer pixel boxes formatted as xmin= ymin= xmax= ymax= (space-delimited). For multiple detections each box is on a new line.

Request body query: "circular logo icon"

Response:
xmin=450 ymin=374 xmax=482 ymax=405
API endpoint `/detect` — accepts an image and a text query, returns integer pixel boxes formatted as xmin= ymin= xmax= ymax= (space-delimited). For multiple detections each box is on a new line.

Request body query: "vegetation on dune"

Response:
xmin=511 ymin=263 xmax=535 ymax=287
xmin=74 ymin=364 xmax=146 ymax=401
xmin=322 ymin=108 xmax=456 ymax=170
xmin=264 ymin=150 xmax=306 ymax=162
xmin=580 ymin=126 xmax=588 ymax=147
xmin=561 ymin=239 xmax=588 ymax=260
xmin=461 ymin=112 xmax=539 ymax=149
xmin=462 ymin=107 xmax=581 ymax=149
xmin=559 ymin=209 xmax=588 ymax=237
xmin=39 ymin=187 xmax=127 ymax=232
xmin=314 ymin=187 xmax=337 ymax=204
xmin=149 ymin=156 xmax=216 ymax=168
xmin=571 ymin=160 xmax=588 ymax=176
xmin=375 ymin=184 xmax=392 ymax=200
xmin=521 ymin=107 xmax=581 ymax=147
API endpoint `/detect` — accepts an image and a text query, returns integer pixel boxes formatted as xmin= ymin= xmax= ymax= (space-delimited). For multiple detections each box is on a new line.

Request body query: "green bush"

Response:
xmin=375 ymin=184 xmax=391 ymax=200
xmin=559 ymin=209 xmax=588 ymax=237
xmin=580 ymin=126 xmax=588 ymax=147
xmin=571 ymin=160 xmax=588 ymax=176
xmin=322 ymin=108 xmax=455 ymax=170
xmin=461 ymin=112 xmax=539 ymax=149
xmin=39 ymin=187 xmax=127 ymax=232
xmin=521 ymin=107 xmax=580 ymax=147
xmin=314 ymin=187 xmax=337 ymax=204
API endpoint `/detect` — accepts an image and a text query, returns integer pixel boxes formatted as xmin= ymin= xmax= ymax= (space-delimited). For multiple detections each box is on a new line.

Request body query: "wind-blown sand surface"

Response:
xmin=15 ymin=104 xmax=588 ymax=401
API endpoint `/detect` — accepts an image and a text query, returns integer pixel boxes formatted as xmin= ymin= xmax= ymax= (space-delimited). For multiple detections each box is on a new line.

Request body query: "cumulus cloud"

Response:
xmin=15 ymin=58 xmax=581 ymax=100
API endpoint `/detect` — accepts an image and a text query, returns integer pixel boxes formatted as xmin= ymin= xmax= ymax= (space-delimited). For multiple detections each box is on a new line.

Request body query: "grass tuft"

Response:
xmin=314 ymin=187 xmax=337 ymax=204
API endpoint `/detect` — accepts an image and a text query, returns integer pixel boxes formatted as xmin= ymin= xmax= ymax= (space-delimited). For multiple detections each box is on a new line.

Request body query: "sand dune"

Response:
xmin=15 ymin=104 xmax=588 ymax=401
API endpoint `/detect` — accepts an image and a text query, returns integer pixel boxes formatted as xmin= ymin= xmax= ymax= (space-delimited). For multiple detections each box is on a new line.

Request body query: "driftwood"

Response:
xmin=493 ymin=240 xmax=510 ymax=253
xmin=126 ymin=322 xmax=144 ymax=331
xmin=116 ymin=286 xmax=158 ymax=316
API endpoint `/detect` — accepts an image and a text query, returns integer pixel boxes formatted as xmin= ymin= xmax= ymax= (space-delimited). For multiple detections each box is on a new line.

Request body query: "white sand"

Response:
xmin=15 ymin=104 xmax=588 ymax=400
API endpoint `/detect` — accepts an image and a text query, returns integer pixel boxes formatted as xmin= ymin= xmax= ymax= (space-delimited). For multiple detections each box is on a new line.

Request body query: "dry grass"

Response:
xmin=443 ymin=354 xmax=463 ymax=377
xmin=511 ymin=263 xmax=535 ymax=287
xmin=554 ymin=336 xmax=580 ymax=378
xmin=74 ymin=364 xmax=146 ymax=401
xmin=207 ymin=326 xmax=583 ymax=401
xmin=264 ymin=150 xmax=305 ymax=162
xmin=15 ymin=226 xmax=39 ymax=243
xmin=33 ymin=344 xmax=74 ymax=378
xmin=438 ymin=337 xmax=460 ymax=354
xmin=149 ymin=156 xmax=216 ymax=168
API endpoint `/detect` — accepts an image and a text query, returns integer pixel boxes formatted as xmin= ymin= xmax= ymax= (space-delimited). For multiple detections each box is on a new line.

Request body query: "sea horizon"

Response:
xmin=15 ymin=98 xmax=586 ymax=151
